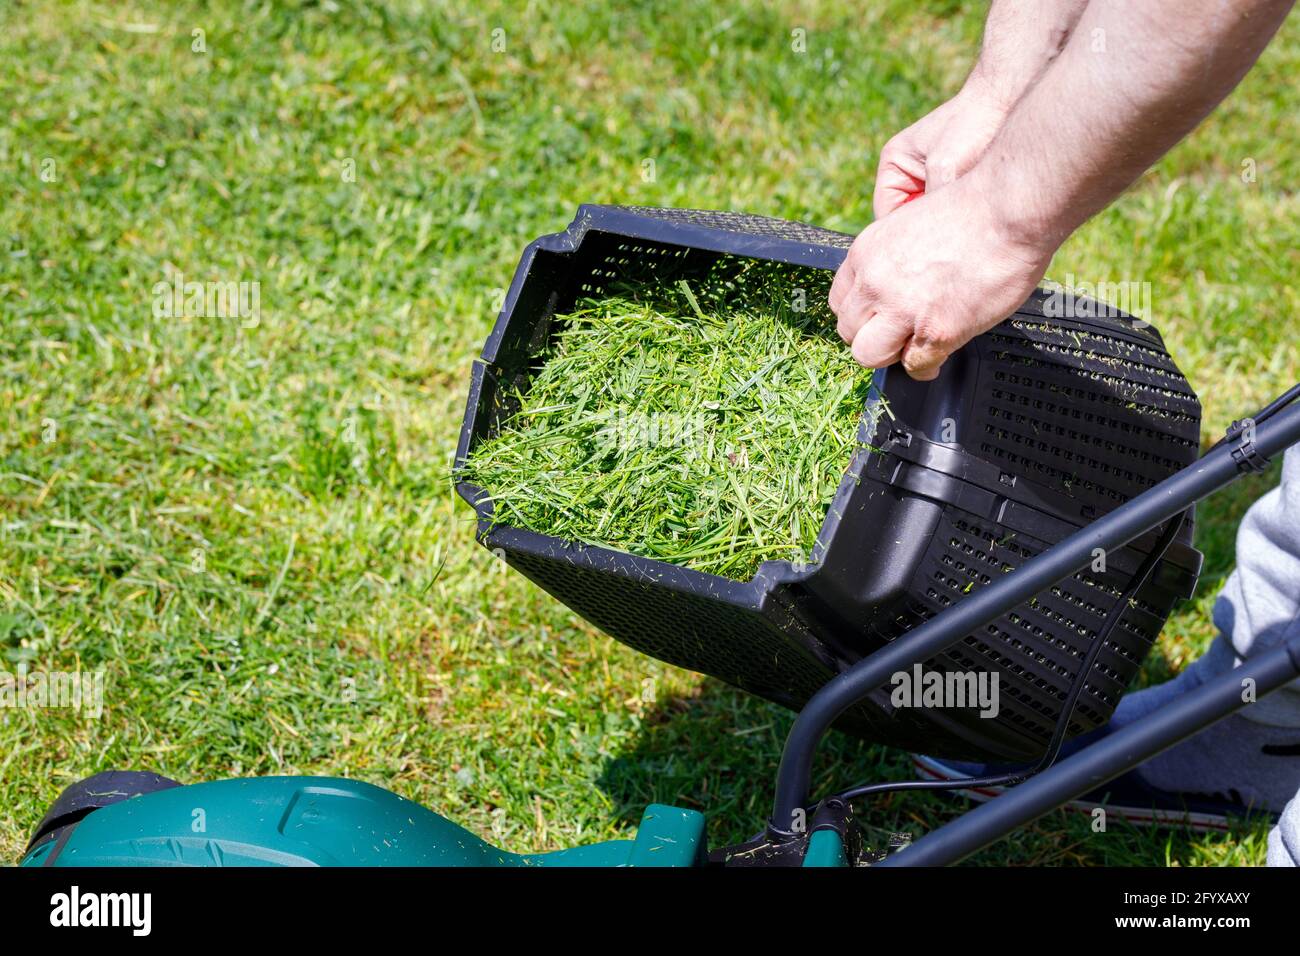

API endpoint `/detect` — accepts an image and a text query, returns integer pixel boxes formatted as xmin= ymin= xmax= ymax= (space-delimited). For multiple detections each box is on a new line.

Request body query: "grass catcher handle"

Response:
xmin=769 ymin=393 xmax=1300 ymax=834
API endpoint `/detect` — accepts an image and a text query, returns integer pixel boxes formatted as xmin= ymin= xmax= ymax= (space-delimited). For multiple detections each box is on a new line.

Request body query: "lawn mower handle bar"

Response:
xmin=769 ymin=394 xmax=1300 ymax=834
xmin=877 ymin=625 xmax=1300 ymax=865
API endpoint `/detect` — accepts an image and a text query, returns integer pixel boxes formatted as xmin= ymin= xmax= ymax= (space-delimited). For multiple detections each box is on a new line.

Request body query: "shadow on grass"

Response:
xmin=595 ymin=678 xmax=879 ymax=847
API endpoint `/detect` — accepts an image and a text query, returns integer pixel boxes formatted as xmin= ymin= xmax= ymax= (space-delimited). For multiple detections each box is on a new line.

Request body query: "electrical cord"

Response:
xmin=831 ymin=385 xmax=1300 ymax=807
xmin=1239 ymin=383 xmax=1300 ymax=433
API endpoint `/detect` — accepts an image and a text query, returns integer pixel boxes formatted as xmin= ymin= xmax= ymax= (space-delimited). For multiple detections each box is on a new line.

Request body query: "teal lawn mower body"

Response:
xmin=22 ymin=772 xmax=714 ymax=868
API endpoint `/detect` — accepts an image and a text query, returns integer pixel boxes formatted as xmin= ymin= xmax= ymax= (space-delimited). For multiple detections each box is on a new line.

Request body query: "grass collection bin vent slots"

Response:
xmin=460 ymin=259 xmax=874 ymax=581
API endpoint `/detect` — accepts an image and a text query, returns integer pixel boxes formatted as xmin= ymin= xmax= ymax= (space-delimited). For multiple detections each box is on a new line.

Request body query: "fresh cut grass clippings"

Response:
xmin=460 ymin=258 xmax=875 ymax=581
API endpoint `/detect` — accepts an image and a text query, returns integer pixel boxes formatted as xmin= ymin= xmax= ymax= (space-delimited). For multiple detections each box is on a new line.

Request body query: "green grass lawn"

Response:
xmin=1 ymin=0 xmax=1296 ymax=865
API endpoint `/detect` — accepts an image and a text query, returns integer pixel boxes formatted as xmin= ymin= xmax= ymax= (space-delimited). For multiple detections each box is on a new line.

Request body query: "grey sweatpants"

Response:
xmin=1209 ymin=445 xmax=1300 ymax=865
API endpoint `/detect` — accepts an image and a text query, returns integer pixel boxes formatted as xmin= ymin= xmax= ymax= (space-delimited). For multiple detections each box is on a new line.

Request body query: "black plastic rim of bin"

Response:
xmin=454 ymin=204 xmax=1204 ymax=762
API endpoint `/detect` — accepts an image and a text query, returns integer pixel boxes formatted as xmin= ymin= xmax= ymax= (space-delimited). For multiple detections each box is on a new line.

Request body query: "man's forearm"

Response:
xmin=971 ymin=0 xmax=1294 ymax=252
xmin=965 ymin=0 xmax=1090 ymax=112
xmin=832 ymin=0 xmax=1290 ymax=381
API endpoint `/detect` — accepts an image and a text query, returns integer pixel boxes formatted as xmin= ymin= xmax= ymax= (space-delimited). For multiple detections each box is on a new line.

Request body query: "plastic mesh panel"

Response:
xmin=922 ymin=510 xmax=1163 ymax=738
xmin=975 ymin=315 xmax=1200 ymax=511
xmin=618 ymin=206 xmax=855 ymax=249
xmin=570 ymin=239 xmax=695 ymax=300
xmin=506 ymin=549 xmax=829 ymax=704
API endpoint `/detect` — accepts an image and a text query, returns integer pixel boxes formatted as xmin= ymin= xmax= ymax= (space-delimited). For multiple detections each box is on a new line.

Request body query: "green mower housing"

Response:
xmin=22 ymin=772 xmax=717 ymax=868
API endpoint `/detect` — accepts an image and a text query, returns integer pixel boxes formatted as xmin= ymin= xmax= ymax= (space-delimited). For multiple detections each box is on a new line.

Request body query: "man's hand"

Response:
xmin=843 ymin=0 xmax=1088 ymax=380
xmin=830 ymin=177 xmax=1053 ymax=381
xmin=835 ymin=0 xmax=1291 ymax=382
xmin=872 ymin=82 xmax=1009 ymax=220
xmin=874 ymin=0 xmax=1088 ymax=219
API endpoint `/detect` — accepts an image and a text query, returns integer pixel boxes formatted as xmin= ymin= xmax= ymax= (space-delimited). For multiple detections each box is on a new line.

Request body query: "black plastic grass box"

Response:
xmin=455 ymin=204 xmax=1203 ymax=762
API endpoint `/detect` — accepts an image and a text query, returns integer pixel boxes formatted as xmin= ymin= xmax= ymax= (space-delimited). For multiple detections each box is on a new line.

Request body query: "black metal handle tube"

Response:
xmin=769 ymin=400 xmax=1300 ymax=831
xmin=877 ymin=633 xmax=1300 ymax=866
